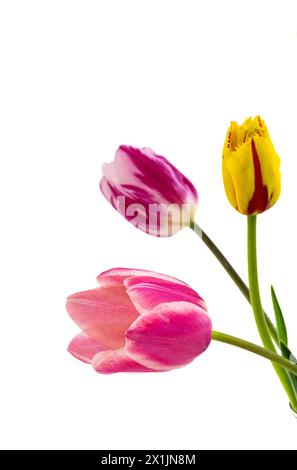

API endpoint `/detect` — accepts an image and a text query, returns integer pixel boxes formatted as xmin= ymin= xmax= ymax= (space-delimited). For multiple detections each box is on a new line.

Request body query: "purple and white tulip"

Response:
xmin=100 ymin=146 xmax=198 ymax=237
xmin=66 ymin=268 xmax=212 ymax=373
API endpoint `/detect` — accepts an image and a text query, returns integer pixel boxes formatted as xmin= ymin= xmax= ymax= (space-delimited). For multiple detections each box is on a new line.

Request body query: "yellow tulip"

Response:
xmin=222 ymin=116 xmax=281 ymax=215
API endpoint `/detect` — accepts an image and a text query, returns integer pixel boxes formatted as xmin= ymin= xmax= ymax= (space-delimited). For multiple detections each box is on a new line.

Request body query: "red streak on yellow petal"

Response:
xmin=247 ymin=139 xmax=269 ymax=214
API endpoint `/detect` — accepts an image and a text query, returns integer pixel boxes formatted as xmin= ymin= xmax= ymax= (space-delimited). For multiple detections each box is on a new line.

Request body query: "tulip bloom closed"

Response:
xmin=100 ymin=146 xmax=198 ymax=237
xmin=222 ymin=116 xmax=281 ymax=215
xmin=66 ymin=268 xmax=212 ymax=373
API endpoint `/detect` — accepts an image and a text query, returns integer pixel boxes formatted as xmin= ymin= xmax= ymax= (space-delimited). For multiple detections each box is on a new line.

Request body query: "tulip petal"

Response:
xmin=97 ymin=268 xmax=187 ymax=287
xmin=125 ymin=301 xmax=212 ymax=370
xmin=92 ymin=348 xmax=157 ymax=374
xmin=68 ymin=332 xmax=107 ymax=364
xmin=66 ymin=286 xmax=139 ymax=349
xmin=125 ymin=276 xmax=206 ymax=315
xmin=224 ymin=141 xmax=255 ymax=214
xmin=103 ymin=145 xmax=198 ymax=206
xmin=253 ymin=135 xmax=281 ymax=208
xmin=222 ymin=154 xmax=238 ymax=210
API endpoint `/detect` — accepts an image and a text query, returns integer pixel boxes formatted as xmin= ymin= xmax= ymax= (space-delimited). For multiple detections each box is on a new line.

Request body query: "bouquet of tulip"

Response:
xmin=66 ymin=116 xmax=297 ymax=416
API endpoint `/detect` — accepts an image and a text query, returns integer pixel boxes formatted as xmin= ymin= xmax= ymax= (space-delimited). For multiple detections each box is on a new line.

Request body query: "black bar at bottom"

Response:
xmin=0 ymin=449 xmax=294 ymax=466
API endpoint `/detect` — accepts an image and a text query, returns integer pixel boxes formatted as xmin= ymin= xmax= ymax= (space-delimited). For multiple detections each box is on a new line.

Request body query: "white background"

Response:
xmin=1 ymin=0 xmax=297 ymax=450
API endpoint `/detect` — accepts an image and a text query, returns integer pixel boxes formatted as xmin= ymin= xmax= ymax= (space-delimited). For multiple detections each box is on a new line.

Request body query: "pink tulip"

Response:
xmin=66 ymin=268 xmax=212 ymax=374
xmin=100 ymin=146 xmax=198 ymax=237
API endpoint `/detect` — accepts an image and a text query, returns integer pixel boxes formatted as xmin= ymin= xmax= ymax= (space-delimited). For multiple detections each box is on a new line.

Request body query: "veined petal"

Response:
xmin=102 ymin=145 xmax=198 ymax=206
xmin=125 ymin=301 xmax=212 ymax=371
xmin=92 ymin=348 xmax=157 ymax=374
xmin=68 ymin=332 xmax=107 ymax=364
xmin=125 ymin=276 xmax=206 ymax=315
xmin=66 ymin=286 xmax=139 ymax=349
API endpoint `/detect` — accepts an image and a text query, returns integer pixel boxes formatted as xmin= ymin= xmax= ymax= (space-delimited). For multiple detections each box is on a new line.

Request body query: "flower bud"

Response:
xmin=222 ymin=116 xmax=281 ymax=215
xmin=100 ymin=146 xmax=198 ymax=236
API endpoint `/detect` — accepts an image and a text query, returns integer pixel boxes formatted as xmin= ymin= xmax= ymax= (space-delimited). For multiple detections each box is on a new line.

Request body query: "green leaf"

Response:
xmin=273 ymin=291 xmax=297 ymax=397
xmin=280 ymin=341 xmax=297 ymax=393
xmin=271 ymin=285 xmax=288 ymax=346
xmin=280 ymin=342 xmax=297 ymax=363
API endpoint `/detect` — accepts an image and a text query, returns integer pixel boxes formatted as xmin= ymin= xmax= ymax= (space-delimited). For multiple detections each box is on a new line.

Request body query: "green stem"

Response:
xmin=190 ymin=222 xmax=278 ymax=343
xmin=212 ymin=330 xmax=297 ymax=376
xmin=247 ymin=215 xmax=297 ymax=410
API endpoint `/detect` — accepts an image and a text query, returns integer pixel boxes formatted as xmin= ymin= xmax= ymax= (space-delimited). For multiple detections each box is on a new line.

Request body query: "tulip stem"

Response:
xmin=247 ymin=215 xmax=297 ymax=411
xmin=190 ymin=222 xmax=278 ymax=343
xmin=212 ymin=330 xmax=297 ymax=377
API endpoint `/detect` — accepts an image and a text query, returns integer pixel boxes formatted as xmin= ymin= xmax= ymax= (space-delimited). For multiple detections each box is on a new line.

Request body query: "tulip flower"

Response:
xmin=100 ymin=146 xmax=198 ymax=237
xmin=66 ymin=268 xmax=212 ymax=373
xmin=222 ymin=116 xmax=281 ymax=215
